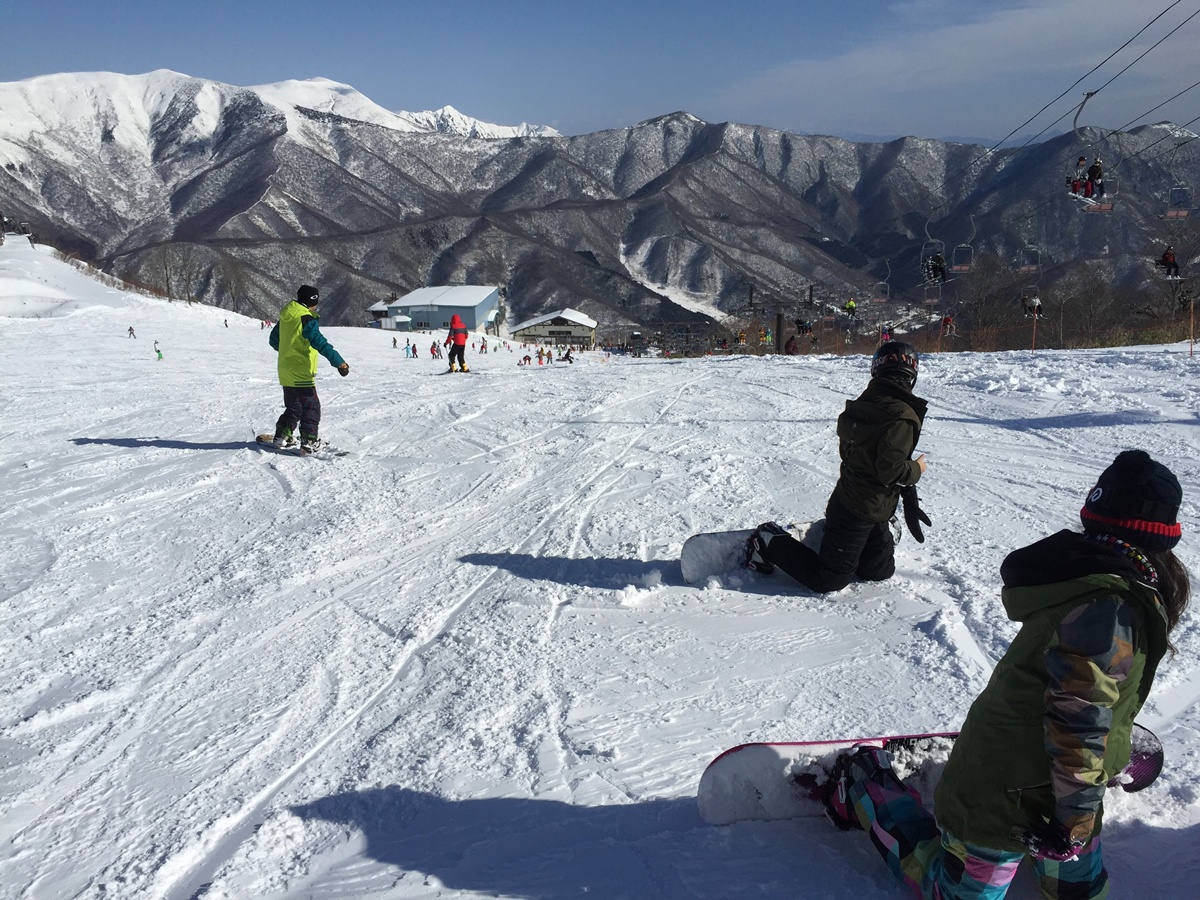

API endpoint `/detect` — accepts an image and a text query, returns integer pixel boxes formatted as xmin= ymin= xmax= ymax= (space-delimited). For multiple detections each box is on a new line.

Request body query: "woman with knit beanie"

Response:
xmin=822 ymin=449 xmax=1190 ymax=899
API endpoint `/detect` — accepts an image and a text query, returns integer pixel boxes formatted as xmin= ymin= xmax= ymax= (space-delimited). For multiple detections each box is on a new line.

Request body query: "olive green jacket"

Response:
xmin=831 ymin=377 xmax=926 ymax=523
xmin=935 ymin=531 xmax=1169 ymax=853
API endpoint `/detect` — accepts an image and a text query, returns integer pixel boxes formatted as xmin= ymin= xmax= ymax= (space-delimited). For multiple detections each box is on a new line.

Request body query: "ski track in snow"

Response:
xmin=2 ymin=237 xmax=1200 ymax=898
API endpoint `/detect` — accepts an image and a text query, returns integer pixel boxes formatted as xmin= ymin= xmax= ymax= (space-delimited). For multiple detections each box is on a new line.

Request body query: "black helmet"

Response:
xmin=871 ymin=341 xmax=919 ymax=385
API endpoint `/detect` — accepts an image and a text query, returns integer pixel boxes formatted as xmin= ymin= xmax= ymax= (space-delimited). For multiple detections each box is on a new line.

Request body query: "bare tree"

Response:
xmin=948 ymin=253 xmax=1025 ymax=350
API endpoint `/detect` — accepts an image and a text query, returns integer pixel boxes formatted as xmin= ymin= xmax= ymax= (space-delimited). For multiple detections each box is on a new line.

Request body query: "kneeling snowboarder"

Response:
xmin=747 ymin=341 xmax=930 ymax=592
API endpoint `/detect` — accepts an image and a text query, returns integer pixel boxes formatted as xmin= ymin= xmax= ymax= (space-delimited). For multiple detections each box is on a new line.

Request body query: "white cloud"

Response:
xmin=709 ymin=0 xmax=1199 ymax=140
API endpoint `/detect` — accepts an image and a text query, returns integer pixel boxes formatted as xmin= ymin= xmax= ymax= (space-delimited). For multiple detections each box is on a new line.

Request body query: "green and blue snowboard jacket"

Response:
xmin=269 ymin=300 xmax=345 ymax=388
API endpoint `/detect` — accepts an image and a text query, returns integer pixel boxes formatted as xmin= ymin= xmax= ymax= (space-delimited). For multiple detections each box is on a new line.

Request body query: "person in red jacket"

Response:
xmin=444 ymin=314 xmax=470 ymax=372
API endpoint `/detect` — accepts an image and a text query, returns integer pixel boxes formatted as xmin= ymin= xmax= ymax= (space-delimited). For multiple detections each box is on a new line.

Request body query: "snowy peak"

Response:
xmin=394 ymin=104 xmax=560 ymax=139
xmin=0 ymin=70 xmax=556 ymax=149
xmin=249 ymin=76 xmax=424 ymax=134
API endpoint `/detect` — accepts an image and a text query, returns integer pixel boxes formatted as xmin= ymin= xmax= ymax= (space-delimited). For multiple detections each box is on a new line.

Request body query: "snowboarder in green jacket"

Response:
xmin=823 ymin=450 xmax=1189 ymax=899
xmin=267 ymin=285 xmax=349 ymax=453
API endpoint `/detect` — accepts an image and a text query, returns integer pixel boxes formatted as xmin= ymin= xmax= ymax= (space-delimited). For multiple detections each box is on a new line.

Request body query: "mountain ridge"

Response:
xmin=1 ymin=70 xmax=1195 ymax=330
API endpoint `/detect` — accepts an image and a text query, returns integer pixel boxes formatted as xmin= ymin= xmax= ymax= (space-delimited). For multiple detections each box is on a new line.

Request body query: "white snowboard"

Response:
xmin=679 ymin=521 xmax=822 ymax=585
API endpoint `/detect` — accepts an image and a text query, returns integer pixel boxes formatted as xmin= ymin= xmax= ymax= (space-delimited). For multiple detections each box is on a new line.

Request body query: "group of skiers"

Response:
xmin=1070 ymin=155 xmax=1106 ymax=199
xmin=745 ymin=340 xmax=1188 ymax=899
xmin=262 ymin=284 xmax=1189 ymax=898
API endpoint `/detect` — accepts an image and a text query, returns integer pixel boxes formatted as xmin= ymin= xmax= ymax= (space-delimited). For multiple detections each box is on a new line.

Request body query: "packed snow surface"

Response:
xmin=2 ymin=235 xmax=1200 ymax=899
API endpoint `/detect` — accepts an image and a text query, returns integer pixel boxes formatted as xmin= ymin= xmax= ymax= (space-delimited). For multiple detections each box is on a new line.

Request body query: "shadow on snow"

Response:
xmin=73 ymin=437 xmax=263 ymax=451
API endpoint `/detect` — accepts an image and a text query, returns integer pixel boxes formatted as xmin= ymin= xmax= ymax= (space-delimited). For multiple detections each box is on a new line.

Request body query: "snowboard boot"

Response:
xmin=824 ymin=745 xmax=921 ymax=831
xmin=822 ymin=750 xmax=865 ymax=831
xmin=299 ymin=435 xmax=323 ymax=455
xmin=271 ymin=430 xmax=296 ymax=449
xmin=745 ymin=522 xmax=789 ymax=574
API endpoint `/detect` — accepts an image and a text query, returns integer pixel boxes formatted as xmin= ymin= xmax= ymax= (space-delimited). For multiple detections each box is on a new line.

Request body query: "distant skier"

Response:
xmin=127 ymin=326 xmax=136 ymax=339
xmin=844 ymin=298 xmax=857 ymax=319
xmin=1071 ymin=155 xmax=1087 ymax=194
xmin=925 ymin=252 xmax=947 ymax=283
xmin=153 ymin=340 xmax=163 ymax=361
xmin=444 ymin=314 xmax=470 ymax=372
xmin=1161 ymin=246 xmax=1180 ymax=278
xmin=821 ymin=449 xmax=1189 ymax=900
xmin=266 ymin=285 xmax=349 ymax=452
xmin=1087 ymin=156 xmax=1104 ymax=198
xmin=746 ymin=341 xmax=929 ymax=592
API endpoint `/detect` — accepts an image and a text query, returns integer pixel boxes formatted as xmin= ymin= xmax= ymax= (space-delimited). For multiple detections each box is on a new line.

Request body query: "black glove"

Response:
xmin=899 ymin=485 xmax=931 ymax=543
xmin=338 ymin=362 xmax=350 ymax=377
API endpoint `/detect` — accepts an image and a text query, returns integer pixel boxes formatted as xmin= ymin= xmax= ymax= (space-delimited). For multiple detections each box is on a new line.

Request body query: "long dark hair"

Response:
xmin=1149 ymin=549 xmax=1192 ymax=654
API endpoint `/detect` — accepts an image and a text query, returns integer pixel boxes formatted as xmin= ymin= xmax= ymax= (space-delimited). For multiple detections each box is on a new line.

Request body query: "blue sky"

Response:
xmin=2 ymin=1 xmax=1197 ymax=141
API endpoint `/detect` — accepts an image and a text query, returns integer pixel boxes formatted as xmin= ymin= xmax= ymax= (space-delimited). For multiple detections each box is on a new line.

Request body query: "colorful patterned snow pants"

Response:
xmin=847 ymin=773 xmax=1109 ymax=899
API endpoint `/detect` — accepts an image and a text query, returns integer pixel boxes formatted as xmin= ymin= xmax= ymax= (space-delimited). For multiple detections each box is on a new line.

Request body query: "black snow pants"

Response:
xmin=448 ymin=345 xmax=466 ymax=369
xmin=276 ymin=385 xmax=321 ymax=439
xmin=764 ymin=491 xmax=895 ymax=593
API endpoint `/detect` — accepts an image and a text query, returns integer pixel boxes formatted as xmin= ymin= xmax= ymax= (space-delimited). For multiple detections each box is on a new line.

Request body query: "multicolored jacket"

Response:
xmin=269 ymin=300 xmax=345 ymax=387
xmin=831 ymin=376 xmax=926 ymax=523
xmin=935 ymin=530 xmax=1170 ymax=853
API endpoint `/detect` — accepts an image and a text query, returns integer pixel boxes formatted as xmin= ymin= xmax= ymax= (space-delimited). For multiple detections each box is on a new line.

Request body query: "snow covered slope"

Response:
xmin=2 ymin=236 xmax=1199 ymax=899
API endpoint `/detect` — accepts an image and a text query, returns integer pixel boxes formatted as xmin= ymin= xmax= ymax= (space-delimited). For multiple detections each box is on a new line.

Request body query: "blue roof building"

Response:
xmin=369 ymin=285 xmax=501 ymax=333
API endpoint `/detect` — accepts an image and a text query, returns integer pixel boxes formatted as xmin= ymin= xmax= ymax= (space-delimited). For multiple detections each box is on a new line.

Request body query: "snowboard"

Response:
xmin=696 ymin=723 xmax=1164 ymax=826
xmin=254 ymin=433 xmax=349 ymax=458
xmin=680 ymin=521 xmax=822 ymax=585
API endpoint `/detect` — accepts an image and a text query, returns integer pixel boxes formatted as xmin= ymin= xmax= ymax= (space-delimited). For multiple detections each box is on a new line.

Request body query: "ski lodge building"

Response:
xmin=368 ymin=285 xmax=500 ymax=333
xmin=509 ymin=308 xmax=598 ymax=347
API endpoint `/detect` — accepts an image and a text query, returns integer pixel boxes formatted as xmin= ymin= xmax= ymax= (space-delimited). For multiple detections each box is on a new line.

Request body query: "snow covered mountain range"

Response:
xmin=0 ymin=69 xmax=1196 ymax=328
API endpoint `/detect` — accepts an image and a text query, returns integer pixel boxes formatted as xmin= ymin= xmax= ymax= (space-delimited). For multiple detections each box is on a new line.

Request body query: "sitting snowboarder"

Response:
xmin=746 ymin=341 xmax=929 ymax=593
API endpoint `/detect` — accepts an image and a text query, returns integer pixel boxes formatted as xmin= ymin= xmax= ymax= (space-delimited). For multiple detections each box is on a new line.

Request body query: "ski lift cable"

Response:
xmin=942 ymin=1 xmax=1190 ymax=186
xmin=1010 ymin=8 xmax=1200 ymax=162
xmin=976 ymin=99 xmax=1199 ymax=233
xmin=1114 ymin=77 xmax=1200 ymax=133
xmin=1083 ymin=6 xmax=1200 ymax=103
xmin=1111 ymin=110 xmax=1200 ymax=168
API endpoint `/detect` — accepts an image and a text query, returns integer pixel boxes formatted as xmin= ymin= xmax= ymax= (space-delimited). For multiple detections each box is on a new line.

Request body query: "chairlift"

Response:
xmin=1015 ymin=246 xmax=1041 ymax=274
xmin=1069 ymin=92 xmax=1118 ymax=213
xmin=950 ymin=245 xmax=974 ymax=273
xmin=872 ymin=259 xmax=891 ymax=303
xmin=922 ymin=282 xmax=942 ymax=307
xmin=1080 ymin=175 xmax=1116 ymax=213
xmin=1166 ymin=185 xmax=1193 ymax=219
xmin=920 ymin=239 xmax=946 ymax=284
xmin=949 ymin=215 xmax=976 ymax=274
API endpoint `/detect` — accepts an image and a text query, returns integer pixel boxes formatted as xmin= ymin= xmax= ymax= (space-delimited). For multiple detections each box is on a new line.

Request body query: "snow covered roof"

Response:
xmin=367 ymin=299 xmax=392 ymax=313
xmin=394 ymin=285 xmax=498 ymax=308
xmin=510 ymin=308 xmax=598 ymax=332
